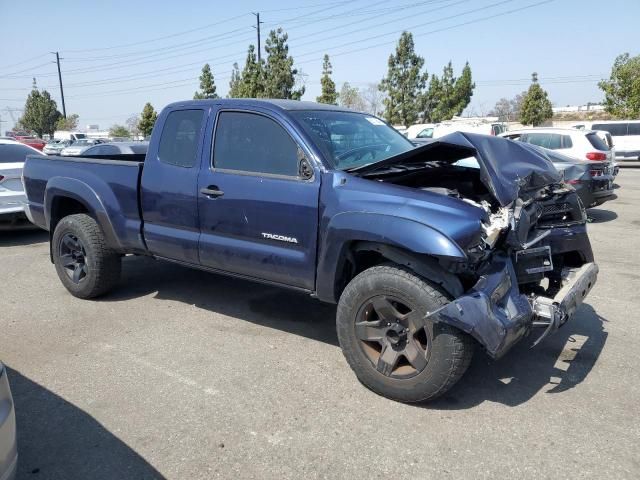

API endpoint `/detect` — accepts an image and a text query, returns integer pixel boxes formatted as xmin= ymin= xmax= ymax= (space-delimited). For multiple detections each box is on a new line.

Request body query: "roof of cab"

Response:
xmin=164 ymin=98 xmax=357 ymax=113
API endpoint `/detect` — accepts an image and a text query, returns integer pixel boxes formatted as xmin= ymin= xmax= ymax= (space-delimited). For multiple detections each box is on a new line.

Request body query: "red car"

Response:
xmin=14 ymin=135 xmax=46 ymax=151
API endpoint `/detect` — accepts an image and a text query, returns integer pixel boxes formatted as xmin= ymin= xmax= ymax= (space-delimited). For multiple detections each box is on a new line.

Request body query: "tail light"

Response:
xmin=586 ymin=152 xmax=607 ymax=161
xmin=566 ymin=179 xmax=582 ymax=185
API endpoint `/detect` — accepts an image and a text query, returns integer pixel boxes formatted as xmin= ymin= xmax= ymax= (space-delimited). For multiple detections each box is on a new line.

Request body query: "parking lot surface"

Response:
xmin=1 ymin=171 xmax=639 ymax=479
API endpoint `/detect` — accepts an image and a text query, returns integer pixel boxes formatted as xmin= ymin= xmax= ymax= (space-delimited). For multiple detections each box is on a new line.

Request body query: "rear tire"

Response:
xmin=337 ymin=265 xmax=473 ymax=402
xmin=52 ymin=214 xmax=121 ymax=299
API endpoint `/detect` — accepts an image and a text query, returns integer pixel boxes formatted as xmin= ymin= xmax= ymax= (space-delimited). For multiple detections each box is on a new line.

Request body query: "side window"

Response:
xmin=628 ymin=123 xmax=640 ymax=135
xmin=416 ymin=128 xmax=433 ymax=138
xmin=101 ymin=145 xmax=120 ymax=155
xmin=158 ymin=109 xmax=205 ymax=168
xmin=213 ymin=111 xmax=299 ymax=177
xmin=561 ymin=135 xmax=573 ymax=148
xmin=592 ymin=123 xmax=628 ymax=136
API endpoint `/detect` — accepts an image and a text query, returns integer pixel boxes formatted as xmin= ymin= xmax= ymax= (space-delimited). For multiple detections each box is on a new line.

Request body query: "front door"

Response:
xmin=197 ymin=109 xmax=320 ymax=290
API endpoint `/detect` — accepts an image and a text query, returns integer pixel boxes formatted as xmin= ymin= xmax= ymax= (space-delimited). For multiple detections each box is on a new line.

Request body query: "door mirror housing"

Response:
xmin=299 ymin=158 xmax=314 ymax=180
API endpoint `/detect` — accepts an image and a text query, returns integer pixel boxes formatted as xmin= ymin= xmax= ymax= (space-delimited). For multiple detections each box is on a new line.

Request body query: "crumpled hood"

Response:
xmin=354 ymin=132 xmax=562 ymax=206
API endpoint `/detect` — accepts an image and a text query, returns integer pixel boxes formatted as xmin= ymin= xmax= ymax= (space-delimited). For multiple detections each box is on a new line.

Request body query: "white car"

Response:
xmin=499 ymin=127 xmax=614 ymax=163
xmin=573 ymin=121 xmax=640 ymax=161
xmin=406 ymin=122 xmax=506 ymax=139
xmin=0 ymin=139 xmax=44 ymax=229
xmin=59 ymin=139 xmax=103 ymax=156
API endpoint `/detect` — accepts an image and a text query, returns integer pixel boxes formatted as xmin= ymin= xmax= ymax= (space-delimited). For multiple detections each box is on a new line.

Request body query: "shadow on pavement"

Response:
xmin=587 ymin=208 xmax=618 ymax=223
xmin=106 ymin=256 xmax=339 ymax=346
xmin=427 ymin=303 xmax=607 ymax=409
xmin=105 ymin=256 xmax=607 ymax=408
xmin=7 ymin=367 xmax=165 ymax=480
xmin=0 ymin=229 xmax=48 ymax=247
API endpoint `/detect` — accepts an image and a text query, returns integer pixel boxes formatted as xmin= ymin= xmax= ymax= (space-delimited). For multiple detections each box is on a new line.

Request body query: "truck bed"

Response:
xmin=23 ymin=154 xmax=146 ymax=253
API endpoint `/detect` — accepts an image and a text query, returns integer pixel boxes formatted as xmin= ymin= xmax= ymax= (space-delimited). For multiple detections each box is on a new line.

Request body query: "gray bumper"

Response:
xmin=425 ymin=256 xmax=598 ymax=358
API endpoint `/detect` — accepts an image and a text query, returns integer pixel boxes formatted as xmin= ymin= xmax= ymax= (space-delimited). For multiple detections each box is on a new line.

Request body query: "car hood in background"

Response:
xmin=352 ymin=132 xmax=562 ymax=206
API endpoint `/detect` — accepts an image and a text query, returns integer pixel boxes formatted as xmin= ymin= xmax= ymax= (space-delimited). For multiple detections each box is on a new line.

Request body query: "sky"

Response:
xmin=1 ymin=0 xmax=638 ymax=132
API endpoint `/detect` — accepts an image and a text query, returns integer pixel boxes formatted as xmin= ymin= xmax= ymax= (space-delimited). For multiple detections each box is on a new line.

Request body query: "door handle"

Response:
xmin=200 ymin=186 xmax=224 ymax=198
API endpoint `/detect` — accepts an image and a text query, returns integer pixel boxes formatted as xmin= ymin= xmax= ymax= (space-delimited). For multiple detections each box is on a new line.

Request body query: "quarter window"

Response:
xmin=158 ymin=109 xmax=205 ymax=168
xmin=628 ymin=123 xmax=640 ymax=135
xmin=213 ymin=111 xmax=299 ymax=177
xmin=592 ymin=123 xmax=628 ymax=136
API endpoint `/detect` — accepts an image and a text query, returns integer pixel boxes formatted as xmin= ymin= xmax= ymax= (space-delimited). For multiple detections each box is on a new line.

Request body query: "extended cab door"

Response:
xmin=141 ymin=108 xmax=207 ymax=264
xmin=197 ymin=109 xmax=320 ymax=290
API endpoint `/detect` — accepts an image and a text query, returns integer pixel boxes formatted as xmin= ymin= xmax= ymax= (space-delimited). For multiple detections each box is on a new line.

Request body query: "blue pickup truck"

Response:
xmin=23 ymin=99 xmax=598 ymax=402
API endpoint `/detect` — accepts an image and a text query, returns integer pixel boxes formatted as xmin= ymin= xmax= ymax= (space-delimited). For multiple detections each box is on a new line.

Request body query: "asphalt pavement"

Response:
xmin=1 ymin=171 xmax=639 ymax=479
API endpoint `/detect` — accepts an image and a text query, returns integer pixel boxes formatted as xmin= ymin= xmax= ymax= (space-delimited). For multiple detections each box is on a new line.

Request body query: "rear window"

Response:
xmin=158 ymin=110 xmax=205 ymax=168
xmin=0 ymin=143 xmax=44 ymax=163
xmin=586 ymin=133 xmax=609 ymax=151
xmin=592 ymin=123 xmax=628 ymax=136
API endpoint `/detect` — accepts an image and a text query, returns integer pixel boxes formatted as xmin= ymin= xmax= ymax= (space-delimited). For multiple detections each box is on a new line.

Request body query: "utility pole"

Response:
xmin=53 ymin=51 xmax=67 ymax=118
xmin=252 ymin=12 xmax=263 ymax=62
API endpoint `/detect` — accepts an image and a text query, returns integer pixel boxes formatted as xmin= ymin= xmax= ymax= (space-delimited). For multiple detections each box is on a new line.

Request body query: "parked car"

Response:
xmin=407 ymin=122 xmax=506 ymax=140
xmin=536 ymin=147 xmax=614 ymax=207
xmin=499 ymin=127 xmax=614 ymax=162
xmin=451 ymin=143 xmax=614 ymax=208
xmin=0 ymin=360 xmax=17 ymax=480
xmin=59 ymin=139 xmax=103 ymax=156
xmin=23 ymin=100 xmax=598 ymax=403
xmin=1 ymin=139 xmax=43 ymax=229
xmin=14 ymin=135 xmax=46 ymax=151
xmin=574 ymin=121 xmax=640 ymax=161
xmin=43 ymin=139 xmax=72 ymax=155
xmin=82 ymin=141 xmax=149 ymax=156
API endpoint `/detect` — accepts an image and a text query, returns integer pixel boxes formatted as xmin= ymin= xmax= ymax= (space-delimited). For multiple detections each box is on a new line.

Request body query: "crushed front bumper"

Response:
xmin=425 ymin=255 xmax=598 ymax=358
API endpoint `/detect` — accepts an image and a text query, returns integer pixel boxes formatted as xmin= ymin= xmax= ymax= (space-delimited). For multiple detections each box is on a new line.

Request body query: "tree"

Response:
xmin=520 ymin=73 xmax=553 ymax=126
xmin=109 ymin=124 xmax=130 ymax=138
xmin=489 ymin=92 xmax=526 ymax=122
xmin=230 ymin=45 xmax=265 ymax=98
xmin=316 ymin=54 xmax=338 ymax=104
xmin=19 ymin=88 xmax=61 ymax=138
xmin=126 ymin=114 xmax=141 ymax=137
xmin=263 ymin=28 xmax=304 ymax=100
xmin=55 ymin=113 xmax=79 ymax=131
xmin=598 ymin=53 xmax=640 ymax=118
xmin=422 ymin=61 xmax=475 ymax=123
xmin=138 ymin=103 xmax=158 ymax=137
xmin=453 ymin=62 xmax=475 ymax=115
xmin=339 ymin=82 xmax=366 ymax=111
xmin=193 ymin=63 xmax=219 ymax=100
xmin=422 ymin=75 xmax=441 ymax=122
xmin=361 ymin=83 xmax=385 ymax=116
xmin=228 ymin=62 xmax=243 ymax=98
xmin=380 ymin=31 xmax=427 ymax=125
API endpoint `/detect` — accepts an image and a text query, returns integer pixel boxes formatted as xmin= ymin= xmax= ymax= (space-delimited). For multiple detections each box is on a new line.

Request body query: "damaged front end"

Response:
xmin=355 ymin=132 xmax=599 ymax=357
xmin=423 ymin=138 xmax=599 ymax=358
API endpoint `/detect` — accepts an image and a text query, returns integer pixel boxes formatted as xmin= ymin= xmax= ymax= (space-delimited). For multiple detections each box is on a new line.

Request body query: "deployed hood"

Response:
xmin=353 ymin=132 xmax=562 ymax=206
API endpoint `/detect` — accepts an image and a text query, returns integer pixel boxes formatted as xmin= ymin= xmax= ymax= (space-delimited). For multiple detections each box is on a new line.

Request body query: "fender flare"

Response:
xmin=44 ymin=177 xmax=122 ymax=251
xmin=315 ymin=212 xmax=468 ymax=302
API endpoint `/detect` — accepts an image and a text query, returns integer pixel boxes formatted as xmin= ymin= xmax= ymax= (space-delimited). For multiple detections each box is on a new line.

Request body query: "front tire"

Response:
xmin=337 ymin=265 xmax=473 ymax=402
xmin=52 ymin=214 xmax=121 ymax=299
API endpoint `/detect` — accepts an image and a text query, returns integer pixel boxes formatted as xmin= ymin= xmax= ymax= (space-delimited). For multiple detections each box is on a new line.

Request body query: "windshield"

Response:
xmin=73 ymin=140 xmax=91 ymax=146
xmin=290 ymin=110 xmax=415 ymax=170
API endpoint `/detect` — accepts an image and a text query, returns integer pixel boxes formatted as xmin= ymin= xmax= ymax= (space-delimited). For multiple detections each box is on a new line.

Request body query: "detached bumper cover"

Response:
xmin=425 ymin=255 xmax=598 ymax=358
